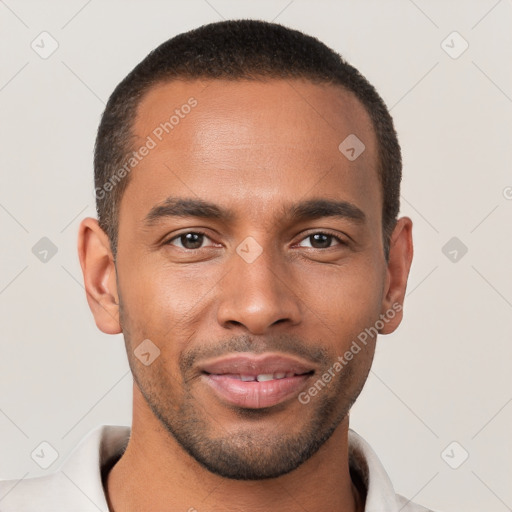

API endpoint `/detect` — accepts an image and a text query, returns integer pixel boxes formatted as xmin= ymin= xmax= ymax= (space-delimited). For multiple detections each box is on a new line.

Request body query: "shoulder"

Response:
xmin=348 ymin=429 xmax=440 ymax=512
xmin=0 ymin=424 xmax=130 ymax=511
xmin=0 ymin=472 xmax=80 ymax=511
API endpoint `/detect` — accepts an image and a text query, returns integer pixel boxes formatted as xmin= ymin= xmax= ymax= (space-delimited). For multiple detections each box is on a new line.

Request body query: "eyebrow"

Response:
xmin=143 ymin=196 xmax=366 ymax=226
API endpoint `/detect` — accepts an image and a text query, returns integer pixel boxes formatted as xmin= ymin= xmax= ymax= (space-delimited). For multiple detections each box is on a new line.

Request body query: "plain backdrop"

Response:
xmin=1 ymin=1 xmax=511 ymax=511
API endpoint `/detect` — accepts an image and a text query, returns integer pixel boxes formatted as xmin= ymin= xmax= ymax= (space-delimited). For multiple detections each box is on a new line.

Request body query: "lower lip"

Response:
xmin=203 ymin=374 xmax=311 ymax=409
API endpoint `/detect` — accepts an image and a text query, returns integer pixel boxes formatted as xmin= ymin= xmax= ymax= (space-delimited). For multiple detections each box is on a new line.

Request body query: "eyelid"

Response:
xmin=165 ymin=229 xmax=218 ymax=249
xmin=164 ymin=229 xmax=348 ymax=250
xmin=294 ymin=229 xmax=348 ymax=247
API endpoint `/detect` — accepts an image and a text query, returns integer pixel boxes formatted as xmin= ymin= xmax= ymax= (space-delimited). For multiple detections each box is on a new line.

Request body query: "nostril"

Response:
xmin=226 ymin=320 xmax=244 ymax=328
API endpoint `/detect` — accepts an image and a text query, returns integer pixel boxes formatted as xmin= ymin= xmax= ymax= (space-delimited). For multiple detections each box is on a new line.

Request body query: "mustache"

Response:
xmin=179 ymin=333 xmax=331 ymax=373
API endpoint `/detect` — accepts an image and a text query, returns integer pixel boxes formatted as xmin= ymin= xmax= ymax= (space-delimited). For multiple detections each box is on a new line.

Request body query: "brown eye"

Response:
xmin=168 ymin=232 xmax=209 ymax=250
xmin=297 ymin=232 xmax=344 ymax=249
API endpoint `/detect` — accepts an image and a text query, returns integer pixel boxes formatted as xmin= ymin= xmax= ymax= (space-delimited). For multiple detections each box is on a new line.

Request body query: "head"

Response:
xmin=79 ymin=20 xmax=413 ymax=480
xmin=94 ymin=19 xmax=402 ymax=261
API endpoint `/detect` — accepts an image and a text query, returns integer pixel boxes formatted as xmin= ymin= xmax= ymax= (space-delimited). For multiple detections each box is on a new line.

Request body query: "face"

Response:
xmin=96 ymin=79 xmax=407 ymax=479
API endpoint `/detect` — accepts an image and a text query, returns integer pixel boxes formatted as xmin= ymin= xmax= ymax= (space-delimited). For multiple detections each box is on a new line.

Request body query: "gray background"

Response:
xmin=1 ymin=1 xmax=511 ymax=510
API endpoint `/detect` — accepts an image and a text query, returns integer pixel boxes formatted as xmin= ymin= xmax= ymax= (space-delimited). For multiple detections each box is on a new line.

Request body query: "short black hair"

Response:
xmin=94 ymin=19 xmax=401 ymax=259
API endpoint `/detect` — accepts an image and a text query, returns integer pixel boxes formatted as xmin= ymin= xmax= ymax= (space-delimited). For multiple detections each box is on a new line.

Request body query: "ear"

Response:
xmin=77 ymin=217 xmax=121 ymax=334
xmin=379 ymin=216 xmax=413 ymax=335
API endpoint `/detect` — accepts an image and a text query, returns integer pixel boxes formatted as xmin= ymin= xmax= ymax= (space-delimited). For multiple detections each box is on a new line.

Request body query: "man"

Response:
xmin=0 ymin=19 xmax=429 ymax=511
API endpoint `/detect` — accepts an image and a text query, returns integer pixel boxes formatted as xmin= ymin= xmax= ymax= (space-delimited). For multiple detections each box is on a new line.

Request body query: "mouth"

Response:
xmin=207 ymin=371 xmax=312 ymax=382
xmin=199 ymin=354 xmax=316 ymax=409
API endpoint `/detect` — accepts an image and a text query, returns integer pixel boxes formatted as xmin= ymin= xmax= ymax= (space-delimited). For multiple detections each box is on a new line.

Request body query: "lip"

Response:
xmin=199 ymin=353 xmax=316 ymax=409
xmin=199 ymin=353 xmax=316 ymax=376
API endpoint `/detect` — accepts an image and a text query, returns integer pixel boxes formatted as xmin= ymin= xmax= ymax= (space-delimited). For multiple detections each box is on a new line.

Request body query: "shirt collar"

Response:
xmin=348 ymin=429 xmax=400 ymax=511
xmin=59 ymin=425 xmax=401 ymax=511
xmin=60 ymin=424 xmax=130 ymax=510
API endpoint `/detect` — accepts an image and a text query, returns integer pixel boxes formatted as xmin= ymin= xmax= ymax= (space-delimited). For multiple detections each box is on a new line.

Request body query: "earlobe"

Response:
xmin=379 ymin=217 xmax=413 ymax=335
xmin=77 ymin=217 xmax=122 ymax=335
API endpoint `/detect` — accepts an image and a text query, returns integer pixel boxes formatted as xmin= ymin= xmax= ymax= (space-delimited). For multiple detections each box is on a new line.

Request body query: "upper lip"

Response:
xmin=199 ymin=353 xmax=316 ymax=377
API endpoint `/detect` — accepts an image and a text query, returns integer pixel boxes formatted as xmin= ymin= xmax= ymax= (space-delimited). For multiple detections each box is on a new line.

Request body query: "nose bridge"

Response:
xmin=216 ymin=236 xmax=301 ymax=333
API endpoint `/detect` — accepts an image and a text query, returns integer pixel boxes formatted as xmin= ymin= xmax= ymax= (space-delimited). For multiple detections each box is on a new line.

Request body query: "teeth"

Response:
xmin=256 ymin=374 xmax=274 ymax=382
xmin=236 ymin=373 xmax=295 ymax=382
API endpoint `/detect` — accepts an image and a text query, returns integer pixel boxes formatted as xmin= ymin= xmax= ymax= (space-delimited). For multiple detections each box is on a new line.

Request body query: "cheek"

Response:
xmin=294 ymin=256 xmax=385 ymax=339
xmin=117 ymin=244 xmax=385 ymax=358
xmin=117 ymin=260 xmax=226 ymax=351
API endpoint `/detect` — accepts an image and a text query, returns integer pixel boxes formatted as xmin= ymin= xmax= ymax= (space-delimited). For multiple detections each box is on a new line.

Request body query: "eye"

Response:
xmin=167 ymin=231 xmax=214 ymax=250
xmin=297 ymin=232 xmax=345 ymax=249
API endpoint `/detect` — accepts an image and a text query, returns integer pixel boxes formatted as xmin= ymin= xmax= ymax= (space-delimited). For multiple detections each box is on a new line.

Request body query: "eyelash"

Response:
xmin=165 ymin=230 xmax=347 ymax=250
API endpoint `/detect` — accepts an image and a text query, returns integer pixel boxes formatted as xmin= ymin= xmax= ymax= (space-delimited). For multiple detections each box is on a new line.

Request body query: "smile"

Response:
xmin=199 ymin=354 xmax=316 ymax=409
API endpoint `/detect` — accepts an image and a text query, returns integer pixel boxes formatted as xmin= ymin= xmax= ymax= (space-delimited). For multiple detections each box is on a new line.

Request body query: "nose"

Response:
xmin=216 ymin=242 xmax=302 ymax=335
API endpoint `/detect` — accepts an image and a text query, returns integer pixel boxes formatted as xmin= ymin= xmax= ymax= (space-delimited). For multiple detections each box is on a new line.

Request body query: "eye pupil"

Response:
xmin=181 ymin=233 xmax=203 ymax=249
xmin=173 ymin=232 xmax=338 ymax=251
xmin=310 ymin=233 xmax=331 ymax=249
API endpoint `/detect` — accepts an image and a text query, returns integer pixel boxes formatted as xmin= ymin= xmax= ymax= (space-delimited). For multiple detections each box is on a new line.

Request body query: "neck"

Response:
xmin=105 ymin=385 xmax=363 ymax=512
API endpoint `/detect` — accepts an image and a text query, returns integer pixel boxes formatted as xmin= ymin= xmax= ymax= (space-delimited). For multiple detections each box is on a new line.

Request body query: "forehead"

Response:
xmin=134 ymin=78 xmax=375 ymax=151
xmin=121 ymin=78 xmax=380 ymax=226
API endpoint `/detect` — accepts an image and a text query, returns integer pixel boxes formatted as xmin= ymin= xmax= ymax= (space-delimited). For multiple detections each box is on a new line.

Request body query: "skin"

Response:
xmin=78 ymin=78 xmax=413 ymax=512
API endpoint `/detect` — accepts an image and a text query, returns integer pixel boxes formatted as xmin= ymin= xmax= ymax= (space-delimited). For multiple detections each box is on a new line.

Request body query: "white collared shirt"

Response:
xmin=0 ymin=425 xmax=434 ymax=511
